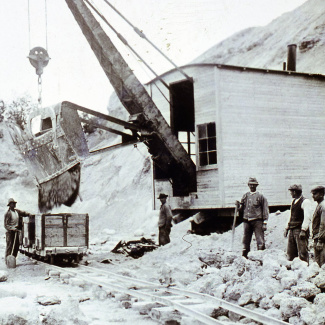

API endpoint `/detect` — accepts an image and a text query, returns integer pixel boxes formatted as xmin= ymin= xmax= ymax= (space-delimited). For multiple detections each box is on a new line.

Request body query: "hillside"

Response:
xmin=192 ymin=0 xmax=325 ymax=74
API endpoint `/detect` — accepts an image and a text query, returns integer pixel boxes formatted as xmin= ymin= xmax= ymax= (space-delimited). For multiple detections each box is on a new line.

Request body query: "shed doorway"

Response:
xmin=170 ymin=79 xmax=195 ymax=163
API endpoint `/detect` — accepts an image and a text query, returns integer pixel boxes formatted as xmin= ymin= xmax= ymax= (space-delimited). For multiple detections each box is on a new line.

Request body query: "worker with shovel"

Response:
xmin=4 ymin=198 xmax=31 ymax=268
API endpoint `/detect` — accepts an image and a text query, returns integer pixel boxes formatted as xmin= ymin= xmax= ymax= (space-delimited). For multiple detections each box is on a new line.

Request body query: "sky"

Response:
xmin=0 ymin=0 xmax=307 ymax=113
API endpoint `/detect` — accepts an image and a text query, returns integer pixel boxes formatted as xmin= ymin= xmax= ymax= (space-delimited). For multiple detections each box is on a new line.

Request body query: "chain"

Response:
xmin=38 ymin=75 xmax=42 ymax=108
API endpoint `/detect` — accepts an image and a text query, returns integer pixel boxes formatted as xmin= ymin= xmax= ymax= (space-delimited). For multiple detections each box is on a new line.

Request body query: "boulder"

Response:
xmin=272 ymin=291 xmax=292 ymax=308
xmin=264 ymin=307 xmax=282 ymax=320
xmin=238 ymin=293 xmax=253 ymax=306
xmin=250 ymin=278 xmax=282 ymax=303
xmin=212 ymin=283 xmax=227 ymax=299
xmin=300 ymin=306 xmax=317 ymax=324
xmin=313 ymin=293 xmax=325 ymax=313
xmin=261 ymin=255 xmax=281 ymax=278
xmin=291 ymin=282 xmax=321 ymax=299
xmin=279 ymin=296 xmax=310 ymax=319
xmin=280 ymin=271 xmax=298 ymax=290
xmin=36 ymin=295 xmax=61 ymax=306
xmin=312 ymin=271 xmax=325 ymax=289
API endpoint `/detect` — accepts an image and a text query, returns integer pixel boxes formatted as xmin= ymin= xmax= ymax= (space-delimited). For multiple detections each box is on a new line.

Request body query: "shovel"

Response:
xmin=6 ymin=231 xmax=17 ymax=269
xmin=231 ymin=204 xmax=238 ymax=251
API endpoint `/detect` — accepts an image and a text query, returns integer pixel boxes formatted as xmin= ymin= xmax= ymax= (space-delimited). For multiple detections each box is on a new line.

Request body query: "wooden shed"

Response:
xmin=148 ymin=63 xmax=325 ymax=216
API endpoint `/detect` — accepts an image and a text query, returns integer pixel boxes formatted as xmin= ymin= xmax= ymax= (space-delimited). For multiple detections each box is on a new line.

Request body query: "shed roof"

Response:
xmin=147 ymin=63 xmax=325 ymax=85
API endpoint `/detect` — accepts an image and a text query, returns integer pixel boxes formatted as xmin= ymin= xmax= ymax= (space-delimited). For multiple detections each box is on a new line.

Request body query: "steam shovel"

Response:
xmin=6 ymin=231 xmax=17 ymax=269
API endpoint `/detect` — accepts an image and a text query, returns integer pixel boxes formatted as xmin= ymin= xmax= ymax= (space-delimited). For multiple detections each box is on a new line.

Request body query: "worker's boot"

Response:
xmin=242 ymin=249 xmax=249 ymax=259
xmin=257 ymin=244 xmax=265 ymax=251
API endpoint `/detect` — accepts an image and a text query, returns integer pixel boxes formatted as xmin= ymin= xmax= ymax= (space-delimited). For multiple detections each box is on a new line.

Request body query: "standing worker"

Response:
xmin=284 ymin=184 xmax=312 ymax=263
xmin=157 ymin=193 xmax=173 ymax=246
xmin=311 ymin=186 xmax=325 ymax=267
xmin=4 ymin=198 xmax=31 ymax=266
xmin=235 ymin=177 xmax=269 ymax=258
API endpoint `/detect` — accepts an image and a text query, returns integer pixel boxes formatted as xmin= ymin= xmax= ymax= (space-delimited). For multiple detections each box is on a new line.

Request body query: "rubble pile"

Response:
xmin=116 ymin=210 xmax=324 ymax=325
xmin=187 ymin=249 xmax=325 ymax=324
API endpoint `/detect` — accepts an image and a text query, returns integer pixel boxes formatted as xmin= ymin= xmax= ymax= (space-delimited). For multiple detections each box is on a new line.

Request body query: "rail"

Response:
xmin=42 ymin=262 xmax=288 ymax=325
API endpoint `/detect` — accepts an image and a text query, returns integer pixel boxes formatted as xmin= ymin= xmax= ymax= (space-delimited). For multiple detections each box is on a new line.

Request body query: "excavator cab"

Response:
xmin=7 ymin=102 xmax=89 ymax=212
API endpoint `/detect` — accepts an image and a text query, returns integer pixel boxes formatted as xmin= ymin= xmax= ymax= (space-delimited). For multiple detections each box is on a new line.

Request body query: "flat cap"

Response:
xmin=288 ymin=184 xmax=302 ymax=191
xmin=311 ymin=186 xmax=325 ymax=193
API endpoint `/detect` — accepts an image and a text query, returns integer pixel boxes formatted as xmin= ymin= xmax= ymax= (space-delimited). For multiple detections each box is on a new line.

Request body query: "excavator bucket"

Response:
xmin=7 ymin=102 xmax=89 ymax=212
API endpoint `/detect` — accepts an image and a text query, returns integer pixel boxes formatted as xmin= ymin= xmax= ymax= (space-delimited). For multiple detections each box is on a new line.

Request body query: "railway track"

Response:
xmin=42 ymin=262 xmax=289 ymax=325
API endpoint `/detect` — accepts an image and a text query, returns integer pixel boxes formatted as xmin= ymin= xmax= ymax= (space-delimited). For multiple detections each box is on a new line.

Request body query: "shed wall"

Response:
xmin=219 ymin=68 xmax=325 ymax=206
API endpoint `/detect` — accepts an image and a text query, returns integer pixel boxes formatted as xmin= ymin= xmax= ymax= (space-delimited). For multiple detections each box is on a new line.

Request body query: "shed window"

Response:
xmin=198 ymin=123 xmax=217 ymax=166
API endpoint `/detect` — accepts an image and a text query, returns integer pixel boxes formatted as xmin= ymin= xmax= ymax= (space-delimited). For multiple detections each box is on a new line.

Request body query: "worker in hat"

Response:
xmin=157 ymin=193 xmax=173 ymax=246
xmin=310 ymin=186 xmax=325 ymax=267
xmin=235 ymin=177 xmax=269 ymax=258
xmin=284 ymin=184 xmax=313 ymax=263
xmin=4 ymin=198 xmax=31 ymax=266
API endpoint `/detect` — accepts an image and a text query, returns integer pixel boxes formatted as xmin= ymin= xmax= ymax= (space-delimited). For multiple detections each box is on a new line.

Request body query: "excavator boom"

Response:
xmin=65 ymin=0 xmax=196 ymax=195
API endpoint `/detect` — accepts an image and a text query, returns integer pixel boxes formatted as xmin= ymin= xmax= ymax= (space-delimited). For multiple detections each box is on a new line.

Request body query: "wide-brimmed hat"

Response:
xmin=157 ymin=193 xmax=168 ymax=199
xmin=7 ymin=198 xmax=17 ymax=206
xmin=248 ymin=177 xmax=259 ymax=185
xmin=311 ymin=186 xmax=325 ymax=194
xmin=288 ymin=184 xmax=302 ymax=191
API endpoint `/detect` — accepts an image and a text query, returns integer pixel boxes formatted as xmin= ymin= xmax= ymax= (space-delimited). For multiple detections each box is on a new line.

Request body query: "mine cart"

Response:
xmin=21 ymin=213 xmax=89 ymax=264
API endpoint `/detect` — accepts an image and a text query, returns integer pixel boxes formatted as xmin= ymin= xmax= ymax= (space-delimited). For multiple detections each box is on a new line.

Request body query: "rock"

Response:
xmin=272 ymin=291 xmax=292 ymax=308
xmin=36 ymin=295 xmax=61 ymax=306
xmin=259 ymin=296 xmax=273 ymax=310
xmin=306 ymin=262 xmax=320 ymax=280
xmin=291 ymin=282 xmax=321 ymax=299
xmin=228 ymin=310 xmax=242 ymax=322
xmin=313 ymin=293 xmax=325 ymax=313
xmin=238 ymin=293 xmax=253 ymax=306
xmin=261 ymin=255 xmax=281 ymax=278
xmin=315 ymin=312 xmax=325 ymax=325
xmin=291 ymin=257 xmax=309 ymax=271
xmin=312 ymin=271 xmax=325 ymax=289
xmin=69 ymin=278 xmax=87 ymax=288
xmin=264 ymin=307 xmax=282 ymax=320
xmin=248 ymin=250 xmax=264 ymax=264
xmin=289 ymin=316 xmax=305 ymax=324
xmin=250 ymin=278 xmax=282 ymax=303
xmin=224 ymin=281 xmax=244 ymax=301
xmin=279 ymin=296 xmax=310 ymax=319
xmin=219 ymin=266 xmax=239 ymax=283
xmin=300 ymin=306 xmax=317 ymax=324
xmin=0 ymin=271 xmax=8 ymax=282
xmin=280 ymin=272 xmax=298 ymax=290
xmin=276 ymin=266 xmax=292 ymax=281
xmin=212 ymin=283 xmax=227 ymax=299
xmin=210 ymin=307 xmax=228 ymax=318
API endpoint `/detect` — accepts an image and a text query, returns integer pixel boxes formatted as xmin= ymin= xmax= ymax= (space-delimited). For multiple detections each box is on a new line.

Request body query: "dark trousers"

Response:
xmin=158 ymin=225 xmax=171 ymax=246
xmin=242 ymin=219 xmax=265 ymax=255
xmin=287 ymin=228 xmax=309 ymax=263
xmin=314 ymin=239 xmax=325 ymax=267
xmin=6 ymin=231 xmax=19 ymax=258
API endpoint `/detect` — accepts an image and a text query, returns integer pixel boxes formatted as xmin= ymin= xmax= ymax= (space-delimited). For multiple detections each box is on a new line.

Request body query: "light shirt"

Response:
xmin=9 ymin=210 xmax=19 ymax=229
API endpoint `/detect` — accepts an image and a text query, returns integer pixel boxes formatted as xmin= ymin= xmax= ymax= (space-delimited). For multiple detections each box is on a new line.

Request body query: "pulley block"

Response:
xmin=28 ymin=46 xmax=50 ymax=76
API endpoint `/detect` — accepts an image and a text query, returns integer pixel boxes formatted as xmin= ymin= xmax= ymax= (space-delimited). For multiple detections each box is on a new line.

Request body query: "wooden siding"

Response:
xmin=150 ymin=66 xmax=220 ymax=209
xmin=219 ymin=69 xmax=325 ymax=207
xmin=149 ymin=65 xmax=325 ymax=210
